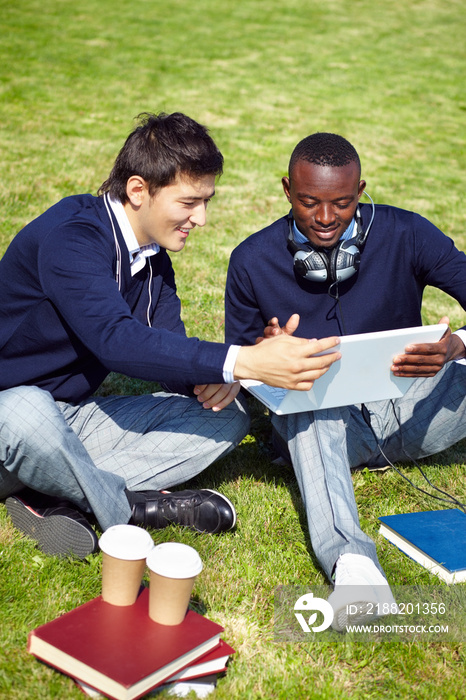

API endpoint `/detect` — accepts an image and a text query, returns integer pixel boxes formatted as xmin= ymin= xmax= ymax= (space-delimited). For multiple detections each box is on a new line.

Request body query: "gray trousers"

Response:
xmin=272 ymin=361 xmax=466 ymax=580
xmin=0 ymin=386 xmax=250 ymax=531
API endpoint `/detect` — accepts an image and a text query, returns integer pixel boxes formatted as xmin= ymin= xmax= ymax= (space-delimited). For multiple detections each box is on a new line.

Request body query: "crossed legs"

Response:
xmin=0 ymin=386 xmax=250 ymax=532
xmin=272 ymin=362 xmax=466 ymax=581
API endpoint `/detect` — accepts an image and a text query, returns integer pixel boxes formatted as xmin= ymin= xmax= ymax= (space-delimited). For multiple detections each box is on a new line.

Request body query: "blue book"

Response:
xmin=378 ymin=509 xmax=466 ymax=583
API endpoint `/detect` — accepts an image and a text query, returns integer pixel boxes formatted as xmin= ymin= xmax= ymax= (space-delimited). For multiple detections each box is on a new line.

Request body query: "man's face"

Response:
xmin=126 ymin=173 xmax=216 ymax=252
xmin=282 ymin=160 xmax=366 ymax=249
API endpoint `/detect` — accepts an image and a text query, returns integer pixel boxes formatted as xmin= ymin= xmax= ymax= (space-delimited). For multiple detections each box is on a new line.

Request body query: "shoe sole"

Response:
xmin=332 ymin=601 xmax=377 ymax=632
xmin=5 ymin=497 xmax=97 ymax=559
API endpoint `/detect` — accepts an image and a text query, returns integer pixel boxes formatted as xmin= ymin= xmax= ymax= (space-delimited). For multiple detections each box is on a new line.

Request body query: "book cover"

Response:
xmin=76 ymin=673 xmax=220 ymax=698
xmin=166 ymin=639 xmax=234 ymax=682
xmin=378 ymin=508 xmax=466 ymax=583
xmin=74 ymin=640 xmax=234 ymax=697
xmin=161 ymin=676 xmax=218 ymax=698
xmin=28 ymin=587 xmax=223 ymax=700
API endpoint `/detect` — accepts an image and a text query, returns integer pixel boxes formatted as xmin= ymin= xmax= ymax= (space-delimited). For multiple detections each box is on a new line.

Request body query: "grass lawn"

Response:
xmin=0 ymin=0 xmax=465 ymax=697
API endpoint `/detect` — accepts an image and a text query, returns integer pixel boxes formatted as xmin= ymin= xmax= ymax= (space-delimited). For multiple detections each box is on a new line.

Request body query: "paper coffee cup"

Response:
xmin=146 ymin=543 xmax=203 ymax=625
xmin=99 ymin=524 xmax=154 ymax=606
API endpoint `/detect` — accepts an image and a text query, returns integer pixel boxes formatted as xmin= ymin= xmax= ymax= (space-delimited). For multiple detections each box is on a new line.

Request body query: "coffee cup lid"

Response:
xmin=146 ymin=542 xmax=203 ymax=578
xmin=99 ymin=524 xmax=154 ymax=560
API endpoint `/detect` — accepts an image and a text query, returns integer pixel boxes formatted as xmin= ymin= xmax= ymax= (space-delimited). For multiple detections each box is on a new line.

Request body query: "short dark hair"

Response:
xmin=289 ymin=132 xmax=360 ymax=177
xmin=98 ymin=112 xmax=224 ymax=203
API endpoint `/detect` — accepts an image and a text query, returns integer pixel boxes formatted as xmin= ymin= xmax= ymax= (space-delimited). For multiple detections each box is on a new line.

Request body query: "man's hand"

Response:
xmin=193 ymin=382 xmax=241 ymax=411
xmin=391 ymin=316 xmax=466 ymax=377
xmin=257 ymin=314 xmax=301 ymax=342
xmin=235 ymin=334 xmax=341 ymax=391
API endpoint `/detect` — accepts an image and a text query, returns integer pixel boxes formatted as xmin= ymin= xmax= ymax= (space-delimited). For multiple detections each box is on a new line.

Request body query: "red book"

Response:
xmin=75 ymin=674 xmax=220 ymax=698
xmin=28 ymin=588 xmax=223 ymax=700
xmin=165 ymin=639 xmax=235 ymax=682
xmin=75 ymin=639 xmax=236 ymax=697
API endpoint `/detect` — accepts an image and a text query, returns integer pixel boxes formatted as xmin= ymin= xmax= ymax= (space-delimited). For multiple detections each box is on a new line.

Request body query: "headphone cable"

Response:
xmin=327 ymin=280 xmax=350 ymax=336
xmin=360 ymin=402 xmax=466 ymax=512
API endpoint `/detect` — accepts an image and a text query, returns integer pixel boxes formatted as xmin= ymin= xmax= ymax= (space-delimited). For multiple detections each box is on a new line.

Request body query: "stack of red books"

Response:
xmin=28 ymin=587 xmax=235 ymax=699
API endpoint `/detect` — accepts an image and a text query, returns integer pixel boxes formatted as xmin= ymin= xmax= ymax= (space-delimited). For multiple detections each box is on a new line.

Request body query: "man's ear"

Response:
xmin=126 ymin=176 xmax=148 ymax=207
xmin=282 ymin=176 xmax=291 ymax=202
xmin=357 ymin=179 xmax=367 ymax=199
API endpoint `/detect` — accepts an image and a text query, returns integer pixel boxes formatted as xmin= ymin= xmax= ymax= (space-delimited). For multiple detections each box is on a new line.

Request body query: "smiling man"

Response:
xmin=0 ymin=114 xmax=341 ymax=559
xmin=282 ymin=158 xmax=365 ymax=250
xmin=225 ymin=132 xmax=466 ymax=631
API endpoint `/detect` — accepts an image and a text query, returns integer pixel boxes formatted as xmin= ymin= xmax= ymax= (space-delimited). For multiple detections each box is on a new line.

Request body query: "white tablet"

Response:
xmin=241 ymin=324 xmax=447 ymax=414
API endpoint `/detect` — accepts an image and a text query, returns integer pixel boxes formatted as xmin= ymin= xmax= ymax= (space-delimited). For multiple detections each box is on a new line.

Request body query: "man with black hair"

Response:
xmin=225 ymin=131 xmax=466 ymax=631
xmin=0 ymin=114 xmax=340 ymax=559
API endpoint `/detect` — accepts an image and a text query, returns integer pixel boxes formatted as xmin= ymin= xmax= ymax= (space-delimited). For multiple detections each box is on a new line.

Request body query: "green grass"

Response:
xmin=1 ymin=0 xmax=465 ymax=697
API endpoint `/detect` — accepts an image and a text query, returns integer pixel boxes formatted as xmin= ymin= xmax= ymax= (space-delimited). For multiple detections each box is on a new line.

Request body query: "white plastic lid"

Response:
xmin=99 ymin=524 xmax=154 ymax=561
xmin=146 ymin=542 xmax=203 ymax=579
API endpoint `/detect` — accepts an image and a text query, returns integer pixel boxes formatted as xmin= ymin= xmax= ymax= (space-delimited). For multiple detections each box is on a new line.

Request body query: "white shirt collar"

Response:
xmin=293 ymin=217 xmax=356 ymax=245
xmin=108 ymin=196 xmax=160 ymax=276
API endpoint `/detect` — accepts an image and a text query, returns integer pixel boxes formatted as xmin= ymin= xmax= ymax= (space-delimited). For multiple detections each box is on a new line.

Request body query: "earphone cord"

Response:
xmin=360 ymin=402 xmax=466 ymax=512
xmin=103 ymin=193 xmax=122 ymax=291
xmin=327 ymin=281 xmax=349 ymax=336
xmin=146 ymin=261 xmax=153 ymax=328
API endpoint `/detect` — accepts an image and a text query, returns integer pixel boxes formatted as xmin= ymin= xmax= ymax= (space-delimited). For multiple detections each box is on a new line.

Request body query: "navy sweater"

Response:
xmin=225 ymin=203 xmax=466 ymax=345
xmin=0 ymin=195 xmax=228 ymax=403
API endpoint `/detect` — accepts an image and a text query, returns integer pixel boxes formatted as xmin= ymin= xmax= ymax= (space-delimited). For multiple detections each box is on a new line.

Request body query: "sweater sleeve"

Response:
xmin=225 ymin=246 xmax=269 ymax=346
xmin=411 ymin=212 xmax=466 ymax=316
xmin=38 ymin=221 xmax=228 ymax=388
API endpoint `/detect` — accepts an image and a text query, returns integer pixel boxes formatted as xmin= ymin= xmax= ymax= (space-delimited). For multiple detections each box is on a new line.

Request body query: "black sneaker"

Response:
xmin=128 ymin=489 xmax=236 ymax=534
xmin=5 ymin=490 xmax=98 ymax=559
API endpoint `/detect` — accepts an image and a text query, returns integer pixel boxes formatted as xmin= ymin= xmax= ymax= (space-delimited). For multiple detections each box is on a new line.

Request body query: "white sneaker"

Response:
xmin=328 ymin=553 xmax=398 ymax=632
